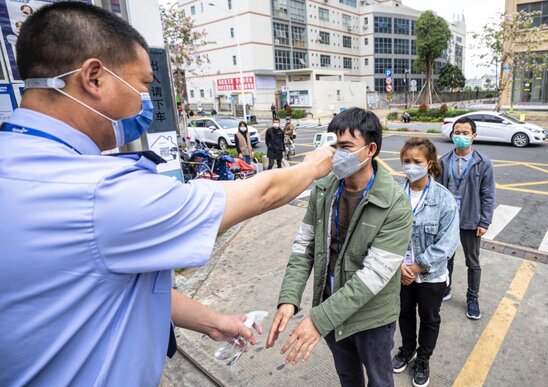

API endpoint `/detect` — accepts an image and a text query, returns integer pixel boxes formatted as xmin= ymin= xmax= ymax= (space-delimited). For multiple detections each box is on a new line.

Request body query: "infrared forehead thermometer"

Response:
xmin=313 ymin=132 xmax=337 ymax=148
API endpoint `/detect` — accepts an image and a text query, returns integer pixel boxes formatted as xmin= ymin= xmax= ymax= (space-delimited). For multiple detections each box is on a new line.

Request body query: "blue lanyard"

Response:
xmin=407 ymin=177 xmax=430 ymax=215
xmin=450 ymin=153 xmax=473 ymax=190
xmin=0 ymin=122 xmax=82 ymax=155
xmin=334 ymin=172 xmax=376 ymax=244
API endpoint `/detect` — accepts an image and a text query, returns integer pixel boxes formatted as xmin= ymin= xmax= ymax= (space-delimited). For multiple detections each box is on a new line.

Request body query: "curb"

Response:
xmin=481 ymin=239 xmax=548 ymax=264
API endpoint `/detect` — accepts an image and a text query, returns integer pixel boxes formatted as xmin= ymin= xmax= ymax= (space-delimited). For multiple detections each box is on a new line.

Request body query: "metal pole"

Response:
xmin=233 ymin=12 xmax=246 ymax=122
xmin=405 ymin=69 xmax=409 ymax=109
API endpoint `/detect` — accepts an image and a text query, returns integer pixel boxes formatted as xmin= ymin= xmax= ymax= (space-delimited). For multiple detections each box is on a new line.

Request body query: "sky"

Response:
xmin=403 ymin=0 xmax=505 ymax=79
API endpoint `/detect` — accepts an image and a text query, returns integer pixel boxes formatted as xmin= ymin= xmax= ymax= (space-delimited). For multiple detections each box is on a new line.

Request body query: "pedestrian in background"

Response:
xmin=265 ymin=117 xmax=285 ymax=169
xmin=438 ymin=117 xmax=495 ymax=320
xmin=393 ymin=137 xmax=460 ymax=387
xmin=0 ymin=3 xmax=335 ymax=386
xmin=235 ymin=121 xmax=253 ymax=164
xmin=271 ymin=102 xmax=277 ymax=120
xmin=267 ymin=108 xmax=413 ymax=387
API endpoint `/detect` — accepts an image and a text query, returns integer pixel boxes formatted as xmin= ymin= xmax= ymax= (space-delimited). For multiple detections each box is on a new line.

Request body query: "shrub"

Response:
xmin=407 ymin=109 xmax=420 ymax=118
xmin=253 ymin=151 xmax=265 ymax=162
xmin=387 ymin=112 xmax=398 ymax=120
xmin=440 ymin=103 xmax=448 ymax=116
xmin=292 ymin=109 xmax=306 ymax=119
xmin=381 ymin=124 xmax=388 ymax=131
xmin=426 ymin=129 xmax=441 ymax=134
xmin=276 ymin=109 xmax=286 ymax=119
xmin=427 ymin=108 xmax=441 ymax=118
xmin=419 ymin=103 xmax=428 ymax=114
xmin=225 ymin=148 xmax=239 ymax=158
xmin=485 ymin=93 xmax=494 ymax=98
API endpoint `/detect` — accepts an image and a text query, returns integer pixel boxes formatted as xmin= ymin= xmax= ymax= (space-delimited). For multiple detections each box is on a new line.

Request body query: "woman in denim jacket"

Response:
xmin=392 ymin=138 xmax=460 ymax=387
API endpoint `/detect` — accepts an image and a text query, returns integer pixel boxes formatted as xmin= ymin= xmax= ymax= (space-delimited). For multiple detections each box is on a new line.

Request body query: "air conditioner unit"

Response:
xmin=274 ymin=39 xmax=280 ymax=45
xmin=347 ymin=25 xmax=353 ymax=31
xmin=362 ymin=25 xmax=368 ymax=30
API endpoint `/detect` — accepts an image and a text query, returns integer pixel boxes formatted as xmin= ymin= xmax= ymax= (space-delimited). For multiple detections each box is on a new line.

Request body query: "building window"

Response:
xmin=411 ymin=40 xmax=416 ymax=55
xmin=411 ymin=20 xmax=416 ymax=35
xmin=343 ymin=57 xmax=352 ymax=69
xmin=230 ymin=27 xmax=234 ymax=38
xmin=394 ymin=39 xmax=409 ymax=55
xmin=319 ymin=31 xmax=330 ymax=45
xmin=275 ymin=49 xmax=291 ymax=70
xmin=289 ymin=0 xmax=306 ymax=23
xmin=375 ymin=57 xmax=392 ymax=74
xmin=293 ymin=51 xmax=307 ymax=69
xmin=200 ymin=89 xmax=205 ymax=98
xmin=292 ymin=26 xmax=306 ymax=48
xmin=190 ymin=90 xmax=195 ymax=98
xmin=320 ymin=54 xmax=331 ymax=67
xmin=394 ymin=58 xmax=409 ymax=74
xmin=289 ymin=90 xmax=310 ymax=105
xmin=232 ymin=55 xmax=237 ymax=65
xmin=228 ymin=0 xmax=232 ymax=10
xmin=364 ymin=58 xmax=369 ymax=66
xmin=319 ymin=7 xmax=329 ymax=21
xmin=374 ymin=78 xmax=385 ymax=92
xmin=190 ymin=5 xmax=195 ymax=15
xmin=273 ymin=22 xmax=290 ymax=45
xmin=339 ymin=0 xmax=357 ymax=7
xmin=394 ymin=78 xmax=406 ymax=92
xmin=364 ymin=37 xmax=369 ymax=45
xmin=517 ymin=1 xmax=548 ymax=26
xmin=394 ymin=18 xmax=409 ymax=35
xmin=374 ymin=16 xmax=391 ymax=33
xmin=456 ymin=36 xmax=463 ymax=43
xmin=272 ymin=0 xmax=288 ymax=19
xmin=364 ymin=17 xmax=368 ymax=25
xmin=343 ymin=35 xmax=352 ymax=48
xmin=374 ymin=37 xmax=391 ymax=54
xmin=342 ymin=14 xmax=352 ymax=28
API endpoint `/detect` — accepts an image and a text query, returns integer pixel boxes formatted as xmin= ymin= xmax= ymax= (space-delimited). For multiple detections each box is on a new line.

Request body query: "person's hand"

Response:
xmin=280 ymin=316 xmax=321 ymax=364
xmin=302 ymin=146 xmax=336 ymax=179
xmin=477 ymin=226 xmax=488 ymax=237
xmin=238 ymin=153 xmax=243 ymax=159
xmin=266 ymin=304 xmax=295 ymax=349
xmin=401 ymin=264 xmax=415 ymax=286
xmin=207 ymin=313 xmax=261 ymax=345
xmin=409 ymin=262 xmax=424 ymax=275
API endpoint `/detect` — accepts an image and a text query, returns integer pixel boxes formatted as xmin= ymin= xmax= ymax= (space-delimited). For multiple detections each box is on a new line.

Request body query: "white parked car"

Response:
xmin=187 ymin=116 xmax=260 ymax=149
xmin=441 ymin=111 xmax=546 ymax=148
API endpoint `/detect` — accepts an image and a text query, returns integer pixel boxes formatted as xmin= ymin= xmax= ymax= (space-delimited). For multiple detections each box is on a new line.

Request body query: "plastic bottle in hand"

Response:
xmin=214 ymin=311 xmax=268 ymax=367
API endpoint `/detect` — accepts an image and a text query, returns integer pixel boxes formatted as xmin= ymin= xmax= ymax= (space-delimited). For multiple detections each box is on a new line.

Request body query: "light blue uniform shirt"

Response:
xmin=0 ymin=109 xmax=226 ymax=386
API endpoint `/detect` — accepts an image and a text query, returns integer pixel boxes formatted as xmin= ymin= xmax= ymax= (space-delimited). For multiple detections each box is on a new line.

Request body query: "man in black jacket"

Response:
xmin=265 ymin=117 xmax=285 ymax=169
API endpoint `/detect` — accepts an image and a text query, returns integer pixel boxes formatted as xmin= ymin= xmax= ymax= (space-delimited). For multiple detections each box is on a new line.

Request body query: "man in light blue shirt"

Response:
xmin=0 ymin=3 xmax=334 ymax=386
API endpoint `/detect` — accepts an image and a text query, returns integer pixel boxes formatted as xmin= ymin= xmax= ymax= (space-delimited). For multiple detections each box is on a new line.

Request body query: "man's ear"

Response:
xmin=472 ymin=132 xmax=478 ymax=139
xmin=79 ymin=58 xmax=105 ymax=98
xmin=367 ymin=142 xmax=377 ymax=157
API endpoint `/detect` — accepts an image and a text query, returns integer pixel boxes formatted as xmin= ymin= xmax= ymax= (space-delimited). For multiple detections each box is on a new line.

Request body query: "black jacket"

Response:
xmin=265 ymin=126 xmax=285 ymax=159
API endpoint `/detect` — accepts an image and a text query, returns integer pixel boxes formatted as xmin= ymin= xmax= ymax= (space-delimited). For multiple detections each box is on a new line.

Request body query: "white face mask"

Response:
xmin=402 ymin=163 xmax=429 ymax=182
xmin=332 ymin=145 xmax=370 ymax=180
xmin=273 ymin=123 xmax=280 ymax=128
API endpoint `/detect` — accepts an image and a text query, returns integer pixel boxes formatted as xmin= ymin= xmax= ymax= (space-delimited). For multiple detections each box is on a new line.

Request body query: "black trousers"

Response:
xmin=267 ymin=157 xmax=282 ymax=169
xmin=447 ymin=228 xmax=481 ymax=299
xmin=399 ymin=281 xmax=446 ymax=360
xmin=325 ymin=322 xmax=396 ymax=387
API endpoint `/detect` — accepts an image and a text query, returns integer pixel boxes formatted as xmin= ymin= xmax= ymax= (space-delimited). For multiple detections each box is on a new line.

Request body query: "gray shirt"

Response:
xmin=448 ymin=149 xmax=473 ymax=195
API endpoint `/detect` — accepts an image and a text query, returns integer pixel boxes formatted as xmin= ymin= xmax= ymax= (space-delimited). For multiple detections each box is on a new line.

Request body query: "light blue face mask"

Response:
xmin=452 ymin=135 xmax=473 ymax=149
xmin=24 ymin=67 xmax=154 ymax=148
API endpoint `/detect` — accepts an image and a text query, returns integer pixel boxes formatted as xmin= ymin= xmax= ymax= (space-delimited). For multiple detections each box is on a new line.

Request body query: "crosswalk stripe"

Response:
xmin=483 ymin=205 xmax=521 ymax=240
xmin=539 ymin=229 xmax=548 ymax=253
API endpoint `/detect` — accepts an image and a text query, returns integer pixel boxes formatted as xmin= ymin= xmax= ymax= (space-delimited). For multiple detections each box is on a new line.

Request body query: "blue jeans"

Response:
xmin=325 ymin=322 xmax=396 ymax=387
xmin=243 ymin=155 xmax=251 ymax=164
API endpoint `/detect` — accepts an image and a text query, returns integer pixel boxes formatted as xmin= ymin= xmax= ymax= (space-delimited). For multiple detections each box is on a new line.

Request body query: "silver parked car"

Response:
xmin=187 ymin=116 xmax=261 ymax=149
xmin=441 ymin=111 xmax=546 ymax=148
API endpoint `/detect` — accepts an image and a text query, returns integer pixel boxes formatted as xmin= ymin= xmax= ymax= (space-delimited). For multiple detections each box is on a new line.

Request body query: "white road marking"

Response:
xmin=483 ymin=205 xmax=521 ymax=240
xmin=296 ymin=189 xmax=311 ymax=199
xmin=539 ymin=229 xmax=548 ymax=253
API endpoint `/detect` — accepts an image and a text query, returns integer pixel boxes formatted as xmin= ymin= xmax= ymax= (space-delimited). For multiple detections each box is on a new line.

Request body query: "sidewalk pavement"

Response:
xmin=161 ymin=201 xmax=548 ymax=386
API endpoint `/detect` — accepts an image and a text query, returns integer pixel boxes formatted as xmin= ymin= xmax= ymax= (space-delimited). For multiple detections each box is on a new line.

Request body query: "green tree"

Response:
xmin=160 ymin=3 xmax=213 ymax=102
xmin=414 ymin=11 xmax=451 ymax=105
xmin=473 ymin=10 xmax=548 ymax=110
xmin=437 ymin=63 xmax=466 ymax=92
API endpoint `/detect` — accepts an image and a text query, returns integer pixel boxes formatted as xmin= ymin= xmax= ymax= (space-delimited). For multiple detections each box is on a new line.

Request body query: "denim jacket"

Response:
xmin=401 ymin=178 xmax=460 ymax=282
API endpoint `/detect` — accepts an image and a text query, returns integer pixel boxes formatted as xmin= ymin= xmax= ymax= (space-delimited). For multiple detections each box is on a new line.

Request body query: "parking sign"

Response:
xmin=385 ymin=69 xmax=392 ymax=78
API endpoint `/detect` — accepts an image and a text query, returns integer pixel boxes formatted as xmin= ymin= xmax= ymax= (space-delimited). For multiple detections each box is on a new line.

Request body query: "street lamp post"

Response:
xmin=208 ymin=2 xmax=246 ymax=122
xmin=404 ymin=69 xmax=409 ymax=109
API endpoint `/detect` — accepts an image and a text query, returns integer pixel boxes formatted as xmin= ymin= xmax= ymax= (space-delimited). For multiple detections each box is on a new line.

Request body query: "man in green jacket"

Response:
xmin=267 ymin=108 xmax=412 ymax=387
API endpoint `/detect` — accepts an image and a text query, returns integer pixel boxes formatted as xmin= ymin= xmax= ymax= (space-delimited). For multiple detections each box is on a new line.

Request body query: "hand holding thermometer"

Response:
xmin=313 ymin=132 xmax=337 ymax=148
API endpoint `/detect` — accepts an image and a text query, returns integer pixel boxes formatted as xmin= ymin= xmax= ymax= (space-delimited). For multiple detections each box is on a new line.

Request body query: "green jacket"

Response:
xmin=278 ymin=162 xmax=412 ymax=341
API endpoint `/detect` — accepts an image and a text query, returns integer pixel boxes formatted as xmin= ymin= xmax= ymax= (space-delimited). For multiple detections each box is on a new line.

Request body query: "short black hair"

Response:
xmin=451 ymin=116 xmax=477 ymax=135
xmin=273 ymin=117 xmax=280 ymax=122
xmin=16 ymin=1 xmax=149 ymax=79
xmin=327 ymin=108 xmax=383 ymax=158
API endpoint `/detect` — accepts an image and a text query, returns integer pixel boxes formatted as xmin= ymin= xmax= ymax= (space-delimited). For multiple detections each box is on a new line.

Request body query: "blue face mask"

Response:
xmin=24 ymin=67 xmax=154 ymax=148
xmin=452 ymin=135 xmax=473 ymax=149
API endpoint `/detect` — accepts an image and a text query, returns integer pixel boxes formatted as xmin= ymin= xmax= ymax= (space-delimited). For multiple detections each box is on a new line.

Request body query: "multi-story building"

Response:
xmin=502 ymin=0 xmax=548 ymax=105
xmin=180 ymin=0 xmax=466 ymax=115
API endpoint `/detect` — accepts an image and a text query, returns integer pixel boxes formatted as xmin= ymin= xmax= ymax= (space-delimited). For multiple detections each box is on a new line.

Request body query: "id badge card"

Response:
xmin=330 ymin=273 xmax=335 ymax=293
xmin=404 ymin=242 xmax=414 ymax=266
xmin=454 ymin=195 xmax=462 ymax=211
